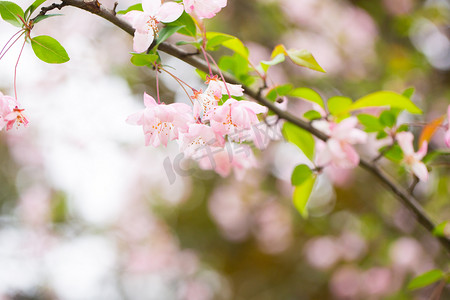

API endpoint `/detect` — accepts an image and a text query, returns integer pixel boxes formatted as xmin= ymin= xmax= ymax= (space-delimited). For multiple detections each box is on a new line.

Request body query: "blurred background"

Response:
xmin=0 ymin=0 xmax=449 ymax=299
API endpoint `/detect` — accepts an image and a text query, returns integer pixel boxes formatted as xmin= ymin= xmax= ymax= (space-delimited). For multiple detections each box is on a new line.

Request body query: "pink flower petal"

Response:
xmin=411 ymin=161 xmax=428 ymax=182
xmin=133 ymin=30 xmax=155 ymax=53
xmin=156 ymin=2 xmax=184 ymax=23
xmin=142 ymin=0 xmax=161 ymax=15
xmin=396 ymin=132 xmax=414 ymax=156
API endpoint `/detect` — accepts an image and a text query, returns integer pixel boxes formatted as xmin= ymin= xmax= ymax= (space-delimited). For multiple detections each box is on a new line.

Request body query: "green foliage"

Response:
xmin=289 ymin=87 xmax=324 ymax=108
xmin=272 ymin=44 xmax=325 ymax=73
xmin=357 ymin=114 xmax=384 ymax=132
xmin=379 ymin=111 xmax=396 ymax=127
xmin=303 ymin=110 xmax=322 ymax=121
xmin=116 ymin=3 xmax=143 ymax=15
xmin=260 ymin=53 xmax=285 ymax=73
xmin=402 ymin=87 xmax=415 ymax=99
xmin=0 ymin=1 xmax=24 ymax=27
xmin=165 ymin=11 xmax=196 ymax=37
xmin=327 ymin=96 xmax=352 ymax=116
xmin=155 ymin=25 xmax=186 ymax=46
xmin=51 ymin=192 xmax=69 ymax=224
xmin=130 ymin=53 xmax=159 ymax=67
xmin=382 ymin=144 xmax=403 ymax=163
xmin=32 ymin=14 xmax=62 ymax=24
xmin=24 ymin=0 xmax=46 ymax=20
xmin=266 ymin=84 xmax=292 ymax=101
xmin=346 ymin=91 xmax=422 ymax=114
xmin=282 ymin=122 xmax=315 ymax=161
xmin=433 ymin=221 xmax=449 ymax=237
xmin=219 ymin=53 xmax=254 ymax=86
xmin=206 ymin=32 xmax=249 ymax=59
xmin=30 ymin=35 xmax=70 ymax=64
xmin=292 ymin=173 xmax=316 ymax=218
xmin=291 ymin=164 xmax=313 ymax=186
xmin=407 ymin=269 xmax=445 ymax=290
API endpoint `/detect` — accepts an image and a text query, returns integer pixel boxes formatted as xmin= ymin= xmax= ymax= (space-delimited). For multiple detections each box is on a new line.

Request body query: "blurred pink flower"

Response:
xmin=127 ymin=93 xmax=194 ymax=147
xmin=183 ymin=0 xmax=227 ymax=19
xmin=179 ymin=123 xmax=224 ymax=157
xmin=197 ymin=143 xmax=256 ymax=179
xmin=396 ymin=132 xmax=428 ymax=181
xmin=205 ymin=75 xmax=243 ymax=98
xmin=123 ymin=0 xmax=183 ymax=53
xmin=313 ymin=117 xmax=368 ymax=168
xmin=0 ymin=92 xmax=29 ymax=131
xmin=191 ymin=89 xmax=220 ymax=120
xmin=208 ymin=98 xmax=267 ymax=140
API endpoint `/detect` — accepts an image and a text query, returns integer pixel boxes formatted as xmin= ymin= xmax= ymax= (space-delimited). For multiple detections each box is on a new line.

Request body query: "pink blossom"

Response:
xmin=208 ymin=98 xmax=267 ymax=140
xmin=191 ymin=89 xmax=220 ymax=120
xmin=445 ymin=105 xmax=450 ymax=148
xmin=178 ymin=123 xmax=224 ymax=157
xmin=0 ymin=92 xmax=29 ymax=131
xmin=205 ymin=75 xmax=243 ymax=98
xmin=127 ymin=93 xmax=194 ymax=147
xmin=197 ymin=143 xmax=256 ymax=179
xmin=396 ymin=132 xmax=428 ymax=182
xmin=183 ymin=0 xmax=227 ymax=19
xmin=123 ymin=0 xmax=184 ymax=53
xmin=313 ymin=117 xmax=368 ymax=168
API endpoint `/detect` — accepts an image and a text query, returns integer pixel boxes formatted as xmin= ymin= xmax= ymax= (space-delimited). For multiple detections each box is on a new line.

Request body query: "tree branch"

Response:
xmin=51 ymin=0 xmax=450 ymax=253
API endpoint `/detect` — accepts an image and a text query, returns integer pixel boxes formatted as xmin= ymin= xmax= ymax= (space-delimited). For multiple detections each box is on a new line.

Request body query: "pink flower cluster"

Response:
xmin=124 ymin=0 xmax=228 ymax=53
xmin=127 ymin=76 xmax=267 ymax=178
xmin=0 ymin=92 xmax=29 ymax=131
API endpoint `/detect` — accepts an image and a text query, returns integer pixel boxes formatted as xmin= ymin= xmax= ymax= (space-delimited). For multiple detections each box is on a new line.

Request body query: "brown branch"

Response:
xmin=47 ymin=0 xmax=450 ymax=253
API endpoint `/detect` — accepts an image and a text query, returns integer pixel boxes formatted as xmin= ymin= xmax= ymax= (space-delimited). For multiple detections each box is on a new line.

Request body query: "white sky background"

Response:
xmin=0 ymin=1 xmax=195 ymax=298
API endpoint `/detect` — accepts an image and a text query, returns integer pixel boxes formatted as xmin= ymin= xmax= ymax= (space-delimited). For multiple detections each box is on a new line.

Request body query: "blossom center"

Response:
xmin=147 ymin=16 xmax=160 ymax=35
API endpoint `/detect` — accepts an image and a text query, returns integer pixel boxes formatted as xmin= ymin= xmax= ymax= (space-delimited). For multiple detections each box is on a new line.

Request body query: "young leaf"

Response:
xmin=289 ymin=87 xmax=324 ymax=108
xmin=327 ymin=96 xmax=352 ymax=116
xmin=419 ymin=115 xmax=446 ymax=146
xmin=291 ymin=164 xmax=313 ymax=186
xmin=407 ymin=269 xmax=445 ymax=290
xmin=293 ymin=174 xmax=316 ymax=218
xmin=303 ymin=110 xmax=322 ymax=121
xmin=266 ymin=84 xmax=293 ymax=101
xmin=31 ymin=35 xmax=70 ymax=64
xmin=155 ymin=25 xmax=185 ymax=46
xmin=260 ymin=53 xmax=285 ymax=73
xmin=379 ymin=111 xmax=396 ymax=127
xmin=164 ymin=11 xmax=196 ymax=37
xmin=357 ymin=114 xmax=383 ymax=132
xmin=130 ymin=53 xmax=159 ymax=66
xmin=206 ymin=35 xmax=233 ymax=51
xmin=205 ymin=32 xmax=249 ymax=59
xmin=33 ymin=14 xmax=62 ymax=24
xmin=0 ymin=1 xmax=24 ymax=27
xmin=433 ymin=221 xmax=450 ymax=238
xmin=402 ymin=87 xmax=415 ymax=99
xmin=282 ymin=122 xmax=315 ymax=161
xmin=116 ymin=3 xmax=143 ymax=15
xmin=271 ymin=44 xmax=325 ymax=73
xmin=346 ymin=91 xmax=422 ymax=114
xmin=24 ymin=0 xmax=46 ymax=20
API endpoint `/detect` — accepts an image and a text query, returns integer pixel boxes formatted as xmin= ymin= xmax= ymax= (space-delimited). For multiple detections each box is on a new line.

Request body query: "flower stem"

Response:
xmin=0 ymin=31 xmax=25 ymax=61
xmin=14 ymin=39 xmax=26 ymax=101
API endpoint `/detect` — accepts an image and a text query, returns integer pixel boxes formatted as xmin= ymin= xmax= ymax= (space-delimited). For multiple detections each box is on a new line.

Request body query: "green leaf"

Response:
xmin=31 ymin=35 xmax=69 ymax=64
xmin=32 ymin=14 xmax=62 ymax=24
xmin=293 ymin=174 xmax=316 ymax=218
xmin=327 ymin=96 xmax=352 ymax=116
xmin=130 ymin=53 xmax=159 ymax=66
xmin=206 ymin=32 xmax=249 ymax=59
xmin=282 ymin=122 xmax=315 ymax=161
xmin=218 ymin=54 xmax=254 ymax=86
xmin=116 ymin=3 xmax=143 ymax=15
xmin=376 ymin=131 xmax=388 ymax=139
xmin=24 ymin=0 xmax=46 ymax=20
xmin=155 ymin=25 xmax=185 ymax=46
xmin=379 ymin=111 xmax=396 ymax=127
xmin=397 ymin=124 xmax=409 ymax=132
xmin=383 ymin=144 xmax=403 ymax=163
xmin=286 ymin=49 xmax=325 ymax=73
xmin=303 ymin=110 xmax=322 ymax=121
xmin=260 ymin=53 xmax=285 ymax=73
xmin=164 ymin=11 xmax=196 ymax=37
xmin=266 ymin=84 xmax=293 ymax=101
xmin=206 ymin=35 xmax=233 ymax=51
xmin=433 ymin=221 xmax=449 ymax=237
xmin=291 ymin=164 xmax=313 ymax=186
xmin=289 ymin=87 xmax=324 ymax=108
xmin=357 ymin=114 xmax=383 ymax=132
xmin=346 ymin=91 xmax=422 ymax=114
xmin=407 ymin=269 xmax=445 ymax=290
xmin=176 ymin=40 xmax=201 ymax=48
xmin=402 ymin=87 xmax=415 ymax=99
xmin=0 ymin=1 xmax=24 ymax=27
